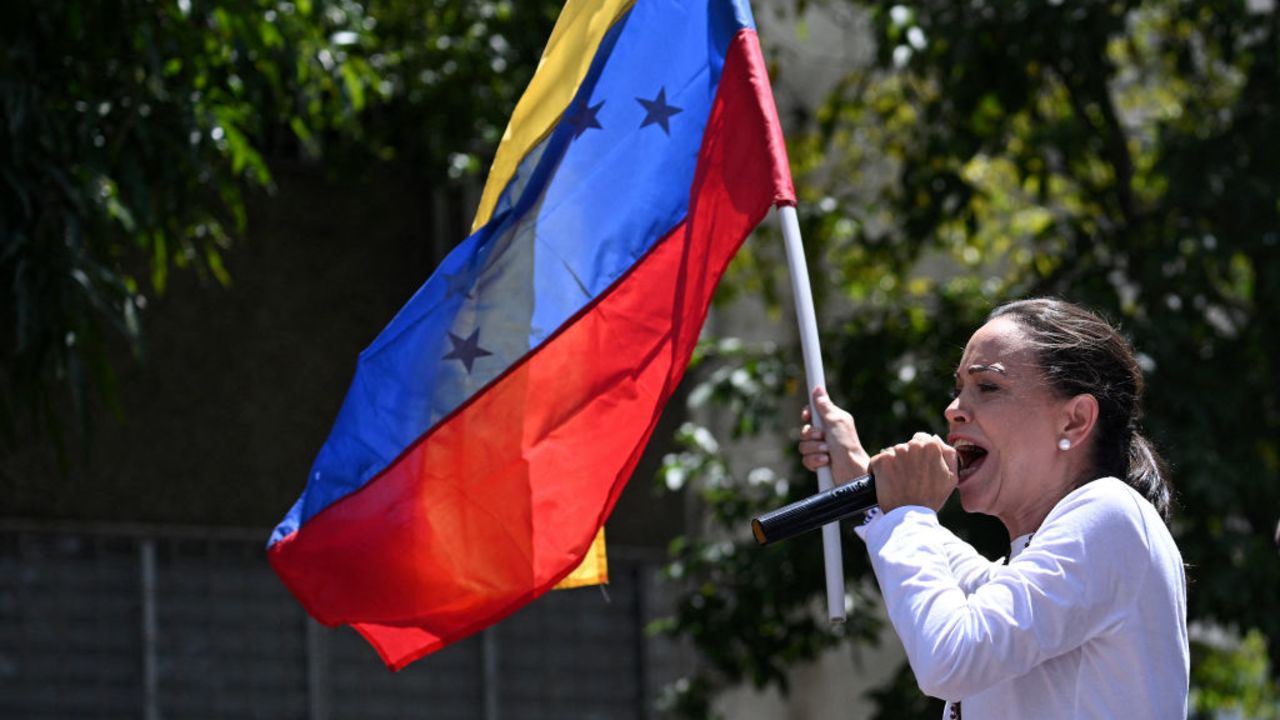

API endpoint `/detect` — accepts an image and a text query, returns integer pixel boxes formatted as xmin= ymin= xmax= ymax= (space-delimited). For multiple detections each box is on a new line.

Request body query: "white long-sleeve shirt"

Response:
xmin=857 ymin=477 xmax=1188 ymax=719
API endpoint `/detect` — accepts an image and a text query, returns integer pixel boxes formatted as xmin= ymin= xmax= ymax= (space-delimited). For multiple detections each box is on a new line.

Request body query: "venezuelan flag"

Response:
xmin=268 ymin=0 xmax=795 ymax=670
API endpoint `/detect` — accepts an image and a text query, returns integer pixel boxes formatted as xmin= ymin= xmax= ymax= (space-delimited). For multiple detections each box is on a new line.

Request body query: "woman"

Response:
xmin=799 ymin=298 xmax=1188 ymax=718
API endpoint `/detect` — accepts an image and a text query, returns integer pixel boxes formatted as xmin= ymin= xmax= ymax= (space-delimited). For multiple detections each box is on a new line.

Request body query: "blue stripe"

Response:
xmin=270 ymin=0 xmax=759 ymax=546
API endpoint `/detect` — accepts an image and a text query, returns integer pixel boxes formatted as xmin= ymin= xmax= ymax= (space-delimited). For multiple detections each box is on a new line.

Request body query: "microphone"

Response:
xmin=751 ymin=474 xmax=877 ymax=546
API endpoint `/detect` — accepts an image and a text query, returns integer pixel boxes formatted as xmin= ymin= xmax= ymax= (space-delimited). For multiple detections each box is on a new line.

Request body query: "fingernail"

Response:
xmin=818 ymin=443 xmax=829 ymax=452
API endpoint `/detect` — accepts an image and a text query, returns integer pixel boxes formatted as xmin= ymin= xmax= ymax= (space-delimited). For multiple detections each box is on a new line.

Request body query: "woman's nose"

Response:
xmin=945 ymin=397 xmax=968 ymax=424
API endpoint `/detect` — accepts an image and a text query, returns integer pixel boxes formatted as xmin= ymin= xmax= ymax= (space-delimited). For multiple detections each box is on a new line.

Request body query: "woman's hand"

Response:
xmin=870 ymin=433 xmax=958 ymax=513
xmin=797 ymin=387 xmax=872 ymax=485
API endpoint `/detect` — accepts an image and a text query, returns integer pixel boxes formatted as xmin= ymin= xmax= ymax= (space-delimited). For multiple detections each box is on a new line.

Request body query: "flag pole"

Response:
xmin=776 ymin=203 xmax=846 ymax=624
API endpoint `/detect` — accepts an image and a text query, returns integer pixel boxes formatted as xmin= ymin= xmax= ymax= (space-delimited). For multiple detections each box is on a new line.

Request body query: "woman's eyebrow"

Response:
xmin=952 ymin=364 xmax=1008 ymax=382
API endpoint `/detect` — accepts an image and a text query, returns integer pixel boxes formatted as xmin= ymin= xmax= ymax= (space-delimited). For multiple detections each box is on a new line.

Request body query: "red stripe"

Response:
xmin=268 ymin=29 xmax=793 ymax=670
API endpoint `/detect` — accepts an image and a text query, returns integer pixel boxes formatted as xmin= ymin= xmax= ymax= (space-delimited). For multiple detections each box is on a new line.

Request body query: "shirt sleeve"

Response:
xmin=862 ymin=484 xmax=1151 ymax=701
xmin=856 ymin=508 xmax=998 ymax=594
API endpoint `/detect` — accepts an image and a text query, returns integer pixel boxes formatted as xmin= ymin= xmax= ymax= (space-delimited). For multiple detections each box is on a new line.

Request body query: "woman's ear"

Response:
xmin=1061 ymin=393 xmax=1100 ymax=447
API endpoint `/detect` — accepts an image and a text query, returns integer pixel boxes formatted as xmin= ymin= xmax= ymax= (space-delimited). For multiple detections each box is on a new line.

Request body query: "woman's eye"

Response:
xmin=977 ymin=382 xmax=999 ymax=393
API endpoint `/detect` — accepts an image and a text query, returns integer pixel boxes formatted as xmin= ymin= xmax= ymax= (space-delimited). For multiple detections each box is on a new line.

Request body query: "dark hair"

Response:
xmin=988 ymin=298 xmax=1173 ymax=523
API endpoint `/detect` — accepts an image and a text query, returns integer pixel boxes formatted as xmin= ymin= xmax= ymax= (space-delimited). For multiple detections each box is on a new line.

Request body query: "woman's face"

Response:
xmin=945 ymin=317 xmax=1068 ymax=527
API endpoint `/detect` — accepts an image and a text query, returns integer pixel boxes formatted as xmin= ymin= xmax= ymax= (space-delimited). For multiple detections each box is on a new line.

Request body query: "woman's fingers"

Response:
xmin=811 ymin=386 xmax=846 ymax=426
xmin=797 ymin=436 xmax=831 ymax=470
xmin=798 ymin=400 xmax=829 ymax=469
xmin=798 ymin=438 xmax=829 ymax=452
xmin=799 ymin=423 xmax=825 ymax=441
xmin=802 ymin=453 xmax=830 ymax=471
xmin=936 ymin=434 xmax=959 ymax=475
xmin=868 ymin=434 xmax=956 ymax=513
xmin=797 ymin=386 xmax=871 ymax=484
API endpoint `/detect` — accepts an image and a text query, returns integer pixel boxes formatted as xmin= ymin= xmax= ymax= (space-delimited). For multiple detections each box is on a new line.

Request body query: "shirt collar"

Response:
xmin=1008 ymin=532 xmax=1034 ymax=561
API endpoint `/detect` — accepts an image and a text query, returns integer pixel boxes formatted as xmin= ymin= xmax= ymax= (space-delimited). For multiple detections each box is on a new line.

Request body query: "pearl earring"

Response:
xmin=1058 ymin=438 xmax=1071 ymax=451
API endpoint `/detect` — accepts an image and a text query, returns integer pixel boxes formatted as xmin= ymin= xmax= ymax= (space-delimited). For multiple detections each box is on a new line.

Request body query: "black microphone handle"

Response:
xmin=750 ymin=474 xmax=877 ymax=546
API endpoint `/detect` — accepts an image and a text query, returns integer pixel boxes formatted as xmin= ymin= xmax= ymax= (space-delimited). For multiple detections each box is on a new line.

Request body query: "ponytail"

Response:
xmin=1126 ymin=432 xmax=1172 ymax=524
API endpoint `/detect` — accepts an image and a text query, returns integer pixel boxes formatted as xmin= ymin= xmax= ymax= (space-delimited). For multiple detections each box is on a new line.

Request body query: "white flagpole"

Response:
xmin=776 ymin=203 xmax=846 ymax=624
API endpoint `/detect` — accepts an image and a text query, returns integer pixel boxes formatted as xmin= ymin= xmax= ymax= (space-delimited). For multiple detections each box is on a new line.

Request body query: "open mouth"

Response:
xmin=953 ymin=440 xmax=988 ymax=481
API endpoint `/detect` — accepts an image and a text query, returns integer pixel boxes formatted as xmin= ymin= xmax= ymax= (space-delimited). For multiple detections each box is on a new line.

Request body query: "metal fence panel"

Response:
xmin=155 ymin=538 xmax=308 ymax=720
xmin=326 ymin=624 xmax=484 ymax=720
xmin=0 ymin=525 xmax=682 ymax=719
xmin=496 ymin=573 xmax=643 ymax=720
xmin=0 ymin=533 xmax=144 ymax=719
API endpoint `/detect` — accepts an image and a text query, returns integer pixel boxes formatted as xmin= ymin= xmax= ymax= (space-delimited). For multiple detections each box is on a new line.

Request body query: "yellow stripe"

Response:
xmin=471 ymin=0 xmax=636 ymax=232
xmin=554 ymin=527 xmax=609 ymax=590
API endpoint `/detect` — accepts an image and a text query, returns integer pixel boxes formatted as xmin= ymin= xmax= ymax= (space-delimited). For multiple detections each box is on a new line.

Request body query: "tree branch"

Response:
xmin=1048 ymin=59 xmax=1138 ymax=231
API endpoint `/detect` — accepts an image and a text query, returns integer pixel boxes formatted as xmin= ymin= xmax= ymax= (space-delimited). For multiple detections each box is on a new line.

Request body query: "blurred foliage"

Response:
xmin=1192 ymin=629 xmax=1280 ymax=719
xmin=866 ymin=661 xmax=944 ymax=719
xmin=658 ymin=0 xmax=1280 ymax=716
xmin=357 ymin=0 xmax=561 ymax=178
xmin=2 ymin=0 xmax=375 ymax=451
xmin=0 ymin=0 xmax=559 ymax=453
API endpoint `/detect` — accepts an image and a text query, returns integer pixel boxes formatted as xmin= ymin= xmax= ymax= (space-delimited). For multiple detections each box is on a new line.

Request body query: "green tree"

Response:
xmin=0 ymin=0 xmax=560 ymax=454
xmin=2 ymin=0 xmax=375 ymax=450
xmin=658 ymin=0 xmax=1280 ymax=715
